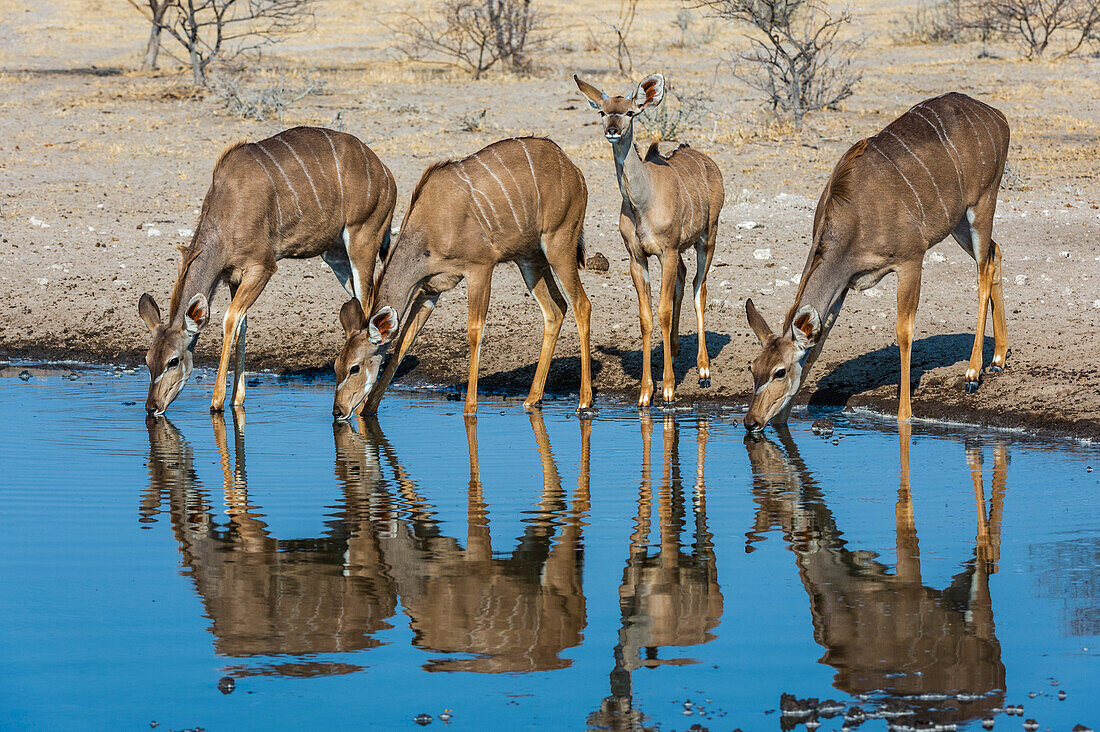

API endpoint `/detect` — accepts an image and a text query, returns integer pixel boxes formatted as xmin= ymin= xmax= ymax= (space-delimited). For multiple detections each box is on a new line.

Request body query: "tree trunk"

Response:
xmin=142 ymin=23 xmax=162 ymax=70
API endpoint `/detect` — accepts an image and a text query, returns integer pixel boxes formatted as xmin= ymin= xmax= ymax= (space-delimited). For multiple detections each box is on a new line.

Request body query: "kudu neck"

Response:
xmin=375 ymin=229 xmax=431 ymax=323
xmin=611 ymin=128 xmax=653 ymax=210
xmin=169 ymin=242 xmax=223 ymax=325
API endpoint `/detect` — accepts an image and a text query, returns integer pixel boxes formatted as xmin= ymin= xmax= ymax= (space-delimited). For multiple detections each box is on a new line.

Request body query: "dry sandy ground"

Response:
xmin=1 ymin=0 xmax=1097 ymax=437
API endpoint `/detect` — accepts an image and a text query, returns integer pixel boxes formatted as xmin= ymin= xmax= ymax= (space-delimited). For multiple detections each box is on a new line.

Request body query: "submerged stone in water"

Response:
xmin=1023 ymin=720 xmax=1038 ymax=731
xmin=18 ymin=370 xmax=32 ymax=381
xmin=414 ymin=713 xmax=433 ymax=726
xmin=811 ymin=418 xmax=834 ymax=436
xmin=981 ymin=718 xmax=994 ymax=730
xmin=217 ymin=676 xmax=235 ymax=694
xmin=1058 ymin=691 xmax=1067 ymax=700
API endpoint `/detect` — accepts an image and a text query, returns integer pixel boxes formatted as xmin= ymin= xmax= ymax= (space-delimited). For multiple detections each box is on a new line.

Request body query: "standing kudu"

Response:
xmin=137 ymin=126 xmax=396 ymax=415
xmin=744 ymin=93 xmax=1010 ymax=430
xmin=574 ymin=73 xmax=725 ymax=406
xmin=333 ymin=137 xmax=592 ymax=418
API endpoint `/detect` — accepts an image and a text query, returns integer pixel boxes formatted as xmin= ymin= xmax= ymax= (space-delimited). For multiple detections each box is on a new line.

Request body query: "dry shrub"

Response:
xmin=214 ymin=68 xmax=325 ymax=122
xmin=390 ymin=0 xmax=553 ymax=79
xmin=637 ymin=82 xmax=711 ymax=141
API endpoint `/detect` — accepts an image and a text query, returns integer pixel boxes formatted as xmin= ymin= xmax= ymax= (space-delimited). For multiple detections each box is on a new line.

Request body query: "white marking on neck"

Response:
xmin=344 ymin=227 xmax=364 ymax=300
xmin=275 ymin=135 xmax=323 ymax=211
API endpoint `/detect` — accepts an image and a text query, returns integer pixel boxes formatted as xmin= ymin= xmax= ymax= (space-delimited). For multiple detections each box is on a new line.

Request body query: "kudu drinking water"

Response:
xmin=744 ymin=93 xmax=1010 ymax=430
xmin=137 ymin=126 xmax=396 ymax=415
xmin=333 ymin=137 xmax=592 ymax=418
xmin=574 ymin=73 xmax=725 ymax=406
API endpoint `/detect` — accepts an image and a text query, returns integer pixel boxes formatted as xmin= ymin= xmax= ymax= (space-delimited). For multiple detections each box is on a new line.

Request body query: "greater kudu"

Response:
xmin=138 ymin=126 xmax=396 ymax=415
xmin=744 ymin=93 xmax=1010 ymax=430
xmin=333 ymin=137 xmax=592 ymax=417
xmin=574 ymin=73 xmax=725 ymax=406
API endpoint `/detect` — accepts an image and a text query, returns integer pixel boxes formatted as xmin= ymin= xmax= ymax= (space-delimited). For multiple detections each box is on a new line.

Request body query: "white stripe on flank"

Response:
xmin=247 ymin=147 xmax=284 ymax=228
xmin=475 ymin=155 xmax=522 ymax=229
xmin=320 ymin=128 xmax=345 ymax=215
xmin=276 ymin=136 xmax=323 ymax=211
xmin=964 ymin=102 xmax=998 ymax=153
xmin=974 ymin=102 xmax=1006 ymax=149
xmin=884 ymin=129 xmax=950 ymax=221
xmin=668 ymin=163 xmax=695 ymax=234
xmin=556 ymin=152 xmax=567 ymax=204
xmin=454 ymin=164 xmax=493 ymax=232
xmin=256 ymin=140 xmax=303 ymax=219
xmin=303 ymin=140 xmax=331 ymax=198
xmin=868 ymin=141 xmax=925 ymax=226
xmin=953 ymin=102 xmax=986 ymax=165
xmin=911 ymin=108 xmax=963 ymax=196
xmin=491 ymin=147 xmax=530 ymax=225
xmin=518 ymin=139 xmax=541 ymax=214
xmin=356 ymin=138 xmax=374 ymax=198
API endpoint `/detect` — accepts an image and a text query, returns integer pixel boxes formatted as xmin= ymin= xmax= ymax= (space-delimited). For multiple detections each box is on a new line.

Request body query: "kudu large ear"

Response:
xmin=369 ymin=306 xmax=399 ymax=346
xmin=791 ymin=305 xmax=822 ymax=351
xmin=573 ymin=74 xmax=607 ymax=110
xmin=633 ymin=74 xmax=665 ymax=110
xmin=340 ymin=298 xmax=367 ymax=338
xmin=138 ymin=293 xmax=161 ymax=332
xmin=184 ymin=294 xmax=209 ymax=336
xmin=745 ymin=298 xmax=773 ymax=345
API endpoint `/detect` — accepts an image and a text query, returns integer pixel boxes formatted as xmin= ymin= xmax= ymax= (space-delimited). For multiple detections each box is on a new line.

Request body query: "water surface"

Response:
xmin=1 ymin=364 xmax=1097 ymax=730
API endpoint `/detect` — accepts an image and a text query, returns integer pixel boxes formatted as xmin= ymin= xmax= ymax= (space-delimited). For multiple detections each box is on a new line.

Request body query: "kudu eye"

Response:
xmin=773 ymin=368 xmax=787 ymax=380
xmin=349 ymin=364 xmax=361 ymax=375
xmin=167 ymin=357 xmax=180 ymax=369
xmin=598 ymin=111 xmax=606 ymax=117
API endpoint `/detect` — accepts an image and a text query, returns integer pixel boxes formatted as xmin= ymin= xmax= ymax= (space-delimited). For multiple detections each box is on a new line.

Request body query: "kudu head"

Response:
xmin=137 ymin=292 xmax=210 ymax=415
xmin=332 ymin=298 xmax=398 ymax=420
xmin=573 ymin=73 xmax=665 ymax=144
xmin=744 ymin=299 xmax=822 ymax=432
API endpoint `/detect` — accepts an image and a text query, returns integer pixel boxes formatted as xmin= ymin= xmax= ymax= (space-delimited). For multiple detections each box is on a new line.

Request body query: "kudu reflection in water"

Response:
xmin=589 ymin=415 xmax=722 ymax=731
xmin=142 ymin=410 xmax=588 ymax=677
xmin=743 ymin=425 xmax=1008 ymax=723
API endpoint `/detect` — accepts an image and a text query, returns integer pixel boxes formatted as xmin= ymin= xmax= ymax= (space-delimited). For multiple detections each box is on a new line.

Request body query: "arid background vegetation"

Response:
xmin=0 ymin=0 xmax=1097 ymax=435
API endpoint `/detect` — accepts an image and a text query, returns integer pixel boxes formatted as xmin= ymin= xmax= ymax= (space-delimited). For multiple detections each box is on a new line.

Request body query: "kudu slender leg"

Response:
xmin=464 ymin=268 xmax=494 ymax=415
xmin=628 ymin=255 xmax=654 ymax=408
xmin=518 ymin=257 xmax=567 ymax=409
xmin=965 ymin=196 xmax=999 ymax=392
xmin=544 ymin=228 xmax=593 ymax=411
xmin=670 ymin=255 xmax=686 ymax=360
xmin=657 ymin=250 xmax=680 ymax=404
xmin=212 ymin=267 xmax=272 ymax=412
xmin=987 ymin=239 xmax=1009 ymax=371
xmin=231 ymin=316 xmax=247 ymax=407
xmin=361 ymin=299 xmax=434 ymax=415
xmin=693 ymin=225 xmax=718 ymax=387
xmin=895 ymin=263 xmax=923 ymax=421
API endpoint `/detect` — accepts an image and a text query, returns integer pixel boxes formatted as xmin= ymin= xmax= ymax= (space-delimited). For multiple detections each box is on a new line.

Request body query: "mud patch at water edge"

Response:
xmin=1 ymin=365 xmax=1097 ymax=731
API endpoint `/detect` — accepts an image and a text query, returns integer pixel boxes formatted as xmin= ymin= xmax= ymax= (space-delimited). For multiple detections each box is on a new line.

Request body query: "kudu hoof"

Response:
xmin=698 ymin=377 xmax=711 ymax=388
xmin=964 ymin=380 xmax=979 ymax=394
xmin=988 ymin=364 xmax=1004 ymax=373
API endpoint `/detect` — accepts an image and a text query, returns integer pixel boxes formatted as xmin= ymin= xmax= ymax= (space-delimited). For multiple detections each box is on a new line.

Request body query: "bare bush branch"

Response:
xmin=390 ymin=0 xmax=552 ymax=79
xmin=972 ymin=0 xmax=1100 ymax=57
xmin=214 ymin=67 xmax=325 ymax=122
xmin=587 ymin=0 xmax=640 ymax=75
xmin=131 ymin=0 xmax=316 ymax=85
xmin=694 ymin=0 xmax=861 ymax=129
xmin=891 ymin=0 xmax=969 ymax=45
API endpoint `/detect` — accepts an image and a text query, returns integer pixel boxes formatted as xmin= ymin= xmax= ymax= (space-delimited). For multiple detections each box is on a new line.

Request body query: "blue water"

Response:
xmin=0 ymin=364 xmax=1096 ymax=730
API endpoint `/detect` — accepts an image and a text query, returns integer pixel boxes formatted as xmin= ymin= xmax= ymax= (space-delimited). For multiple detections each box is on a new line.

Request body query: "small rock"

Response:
xmin=927 ymin=251 xmax=946 ymax=262
xmin=1060 ymin=251 xmax=1070 ymax=258
xmin=217 ymin=676 xmax=235 ymax=694
xmin=1058 ymin=691 xmax=1066 ymax=701
xmin=179 ymin=228 xmax=193 ymax=238
xmin=150 ymin=723 xmax=158 ymax=729
xmin=862 ymin=288 xmax=884 ymax=298
xmin=414 ymin=712 xmax=433 ymax=725
xmin=982 ymin=718 xmax=994 ymax=730
xmin=585 ymin=252 xmax=609 ymax=272
xmin=1014 ymin=274 xmax=1028 ymax=286
xmin=147 ymin=228 xmax=162 ymax=237
xmin=438 ymin=711 xmax=453 ymax=722
xmin=18 ymin=370 xmax=32 ymax=381
xmin=36 ymin=278 xmax=49 ymax=286
xmin=811 ymin=418 xmax=834 ymax=436
xmin=1027 ymin=691 xmax=1037 ymax=698
xmin=1023 ymin=720 xmax=1038 ymax=731
xmin=1072 ymin=725 xmax=1093 ymax=732
xmin=737 ymin=220 xmax=763 ymax=230
xmin=753 ymin=248 xmax=772 ymax=260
